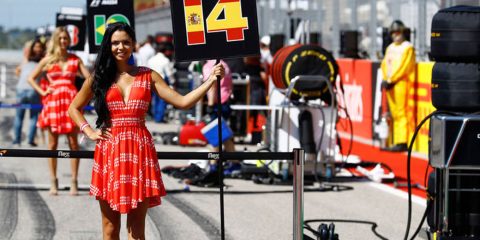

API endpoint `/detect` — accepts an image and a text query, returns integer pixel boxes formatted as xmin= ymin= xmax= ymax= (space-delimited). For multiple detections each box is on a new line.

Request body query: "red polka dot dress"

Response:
xmin=90 ymin=67 xmax=166 ymax=213
xmin=37 ymin=54 xmax=79 ymax=134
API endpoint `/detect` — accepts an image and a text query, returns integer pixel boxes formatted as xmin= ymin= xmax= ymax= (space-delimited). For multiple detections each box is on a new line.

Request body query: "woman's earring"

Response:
xmin=127 ymin=54 xmax=135 ymax=65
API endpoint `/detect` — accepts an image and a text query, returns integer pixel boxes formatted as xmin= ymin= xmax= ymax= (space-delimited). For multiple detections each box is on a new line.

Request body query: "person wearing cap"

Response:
xmin=147 ymin=43 xmax=175 ymax=122
xmin=380 ymin=20 xmax=416 ymax=152
xmin=260 ymin=35 xmax=273 ymax=65
xmin=137 ymin=35 xmax=156 ymax=66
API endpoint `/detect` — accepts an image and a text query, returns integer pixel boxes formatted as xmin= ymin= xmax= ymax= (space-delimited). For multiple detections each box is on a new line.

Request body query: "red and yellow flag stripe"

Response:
xmin=184 ymin=0 xmax=206 ymax=45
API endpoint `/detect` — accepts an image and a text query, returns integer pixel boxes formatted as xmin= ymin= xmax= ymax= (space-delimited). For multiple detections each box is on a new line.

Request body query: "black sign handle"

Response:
xmin=215 ymin=58 xmax=225 ymax=240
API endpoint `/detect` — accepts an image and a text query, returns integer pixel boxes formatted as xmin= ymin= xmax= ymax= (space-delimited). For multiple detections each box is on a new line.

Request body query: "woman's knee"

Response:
xmin=47 ymin=131 xmax=58 ymax=149
xmin=99 ymin=201 xmax=121 ymax=239
xmin=103 ymin=219 xmax=120 ymax=232
xmin=48 ymin=141 xmax=57 ymax=150
xmin=102 ymin=220 xmax=121 ymax=238
xmin=67 ymin=134 xmax=79 ymax=149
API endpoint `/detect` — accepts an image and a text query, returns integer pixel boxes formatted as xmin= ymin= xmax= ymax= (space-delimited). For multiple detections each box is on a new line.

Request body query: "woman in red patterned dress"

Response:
xmin=28 ymin=27 xmax=90 ymax=196
xmin=68 ymin=23 xmax=224 ymax=239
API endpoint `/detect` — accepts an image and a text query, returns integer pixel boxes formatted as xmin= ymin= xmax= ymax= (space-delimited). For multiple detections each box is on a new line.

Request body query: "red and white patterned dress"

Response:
xmin=90 ymin=67 xmax=166 ymax=213
xmin=37 ymin=54 xmax=79 ymax=134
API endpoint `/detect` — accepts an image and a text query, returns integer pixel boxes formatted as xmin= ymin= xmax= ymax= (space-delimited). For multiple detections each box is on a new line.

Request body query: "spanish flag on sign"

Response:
xmin=184 ymin=0 xmax=206 ymax=45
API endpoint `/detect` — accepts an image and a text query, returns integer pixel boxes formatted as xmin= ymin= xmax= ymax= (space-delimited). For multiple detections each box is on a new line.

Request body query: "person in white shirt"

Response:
xmin=147 ymin=44 xmax=174 ymax=82
xmin=137 ymin=35 xmax=155 ymax=66
xmin=147 ymin=43 xmax=174 ymax=122
xmin=260 ymin=35 xmax=273 ymax=65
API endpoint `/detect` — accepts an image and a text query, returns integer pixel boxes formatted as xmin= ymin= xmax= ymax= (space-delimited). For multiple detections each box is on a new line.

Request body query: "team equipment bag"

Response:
xmin=178 ymin=120 xmax=207 ymax=146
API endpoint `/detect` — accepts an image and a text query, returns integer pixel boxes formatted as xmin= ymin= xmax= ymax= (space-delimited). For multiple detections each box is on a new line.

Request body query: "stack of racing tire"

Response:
xmin=270 ymin=44 xmax=339 ymax=105
xmin=431 ymin=6 xmax=480 ymax=112
xmin=428 ymin=5 xmax=480 ymax=239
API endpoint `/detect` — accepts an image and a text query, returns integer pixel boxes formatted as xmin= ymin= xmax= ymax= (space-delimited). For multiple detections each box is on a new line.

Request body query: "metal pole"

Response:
xmin=265 ymin=0 xmax=272 ymax=35
xmin=273 ymin=0 xmax=279 ymax=33
xmin=332 ymin=0 xmax=340 ymax=58
xmin=418 ymin=0 xmax=427 ymax=60
xmin=215 ymin=59 xmax=225 ymax=240
xmin=317 ymin=0 xmax=323 ymax=45
xmin=369 ymin=0 xmax=378 ymax=60
xmin=392 ymin=0 xmax=401 ymax=21
xmin=350 ymin=0 xmax=358 ymax=31
xmin=286 ymin=2 xmax=291 ymax=42
xmin=193 ymin=70 xmax=203 ymax=124
xmin=293 ymin=148 xmax=305 ymax=240
xmin=305 ymin=20 xmax=310 ymax=45
xmin=265 ymin=0 xmax=269 ymax=37
xmin=257 ymin=1 xmax=264 ymax=37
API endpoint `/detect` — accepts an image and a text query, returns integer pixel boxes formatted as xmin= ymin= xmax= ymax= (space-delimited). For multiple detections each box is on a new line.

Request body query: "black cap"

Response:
xmin=389 ymin=20 xmax=406 ymax=34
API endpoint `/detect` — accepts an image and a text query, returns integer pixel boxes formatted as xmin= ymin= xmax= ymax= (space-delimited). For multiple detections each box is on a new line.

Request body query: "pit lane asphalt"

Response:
xmin=0 ymin=109 xmax=428 ymax=239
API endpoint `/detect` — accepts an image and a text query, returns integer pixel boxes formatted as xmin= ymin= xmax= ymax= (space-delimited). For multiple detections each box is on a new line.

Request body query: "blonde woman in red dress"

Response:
xmin=28 ymin=27 xmax=90 ymax=196
xmin=68 ymin=23 xmax=224 ymax=239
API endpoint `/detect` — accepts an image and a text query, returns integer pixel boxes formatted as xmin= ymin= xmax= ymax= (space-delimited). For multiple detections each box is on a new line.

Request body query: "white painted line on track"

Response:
xmin=369 ymin=182 xmax=426 ymax=207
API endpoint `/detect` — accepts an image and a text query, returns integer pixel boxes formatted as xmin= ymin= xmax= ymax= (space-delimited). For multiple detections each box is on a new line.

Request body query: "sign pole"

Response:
xmin=170 ymin=0 xmax=260 ymax=235
xmin=215 ymin=58 xmax=225 ymax=240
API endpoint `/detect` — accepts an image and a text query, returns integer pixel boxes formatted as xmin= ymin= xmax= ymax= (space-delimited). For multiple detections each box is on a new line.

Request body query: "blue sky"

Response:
xmin=0 ymin=0 xmax=85 ymax=30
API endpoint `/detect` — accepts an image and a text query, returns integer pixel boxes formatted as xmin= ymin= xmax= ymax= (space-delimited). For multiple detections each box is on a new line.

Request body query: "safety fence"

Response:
xmin=0 ymin=103 xmax=94 ymax=111
xmin=0 ymin=63 xmax=18 ymax=101
xmin=0 ymin=148 xmax=305 ymax=240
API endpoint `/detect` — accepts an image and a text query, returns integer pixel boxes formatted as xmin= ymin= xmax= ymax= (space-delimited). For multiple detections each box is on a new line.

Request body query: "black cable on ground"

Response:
xmin=304 ymin=219 xmax=388 ymax=240
xmin=423 ymin=160 xmax=430 ymax=193
xmin=342 ymin=106 xmax=354 ymax=161
xmin=337 ymin=75 xmax=353 ymax=162
xmin=333 ymin=105 xmax=354 ymax=181
xmin=313 ymin=107 xmax=326 ymax=184
xmin=404 ymin=110 xmax=459 ymax=240
xmin=404 ymin=111 xmax=436 ymax=240
xmin=336 ymin=106 xmax=354 ymax=163
xmin=414 ymin=111 xmax=478 ymax=240
xmin=410 ymin=200 xmax=433 ymax=240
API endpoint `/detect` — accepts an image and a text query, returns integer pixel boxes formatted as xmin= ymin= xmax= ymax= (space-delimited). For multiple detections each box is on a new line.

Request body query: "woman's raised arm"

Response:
xmin=68 ymin=77 xmax=94 ymax=128
xmin=151 ymin=63 xmax=224 ymax=110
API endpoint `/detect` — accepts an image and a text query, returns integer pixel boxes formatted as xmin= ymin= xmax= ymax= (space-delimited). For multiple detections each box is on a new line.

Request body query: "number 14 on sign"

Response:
xmin=183 ymin=0 xmax=249 ymax=45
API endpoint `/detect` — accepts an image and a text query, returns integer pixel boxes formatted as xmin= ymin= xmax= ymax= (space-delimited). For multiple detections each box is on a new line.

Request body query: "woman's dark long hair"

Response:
xmin=92 ymin=22 xmax=136 ymax=128
xmin=28 ymin=38 xmax=46 ymax=62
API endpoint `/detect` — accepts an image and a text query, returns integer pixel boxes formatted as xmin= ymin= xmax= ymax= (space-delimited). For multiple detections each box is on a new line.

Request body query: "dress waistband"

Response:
xmin=51 ymin=79 xmax=74 ymax=87
xmin=110 ymin=117 xmax=146 ymax=127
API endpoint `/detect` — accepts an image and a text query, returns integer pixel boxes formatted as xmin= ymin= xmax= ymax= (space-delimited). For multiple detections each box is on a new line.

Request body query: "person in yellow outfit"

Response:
xmin=380 ymin=20 xmax=416 ymax=152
